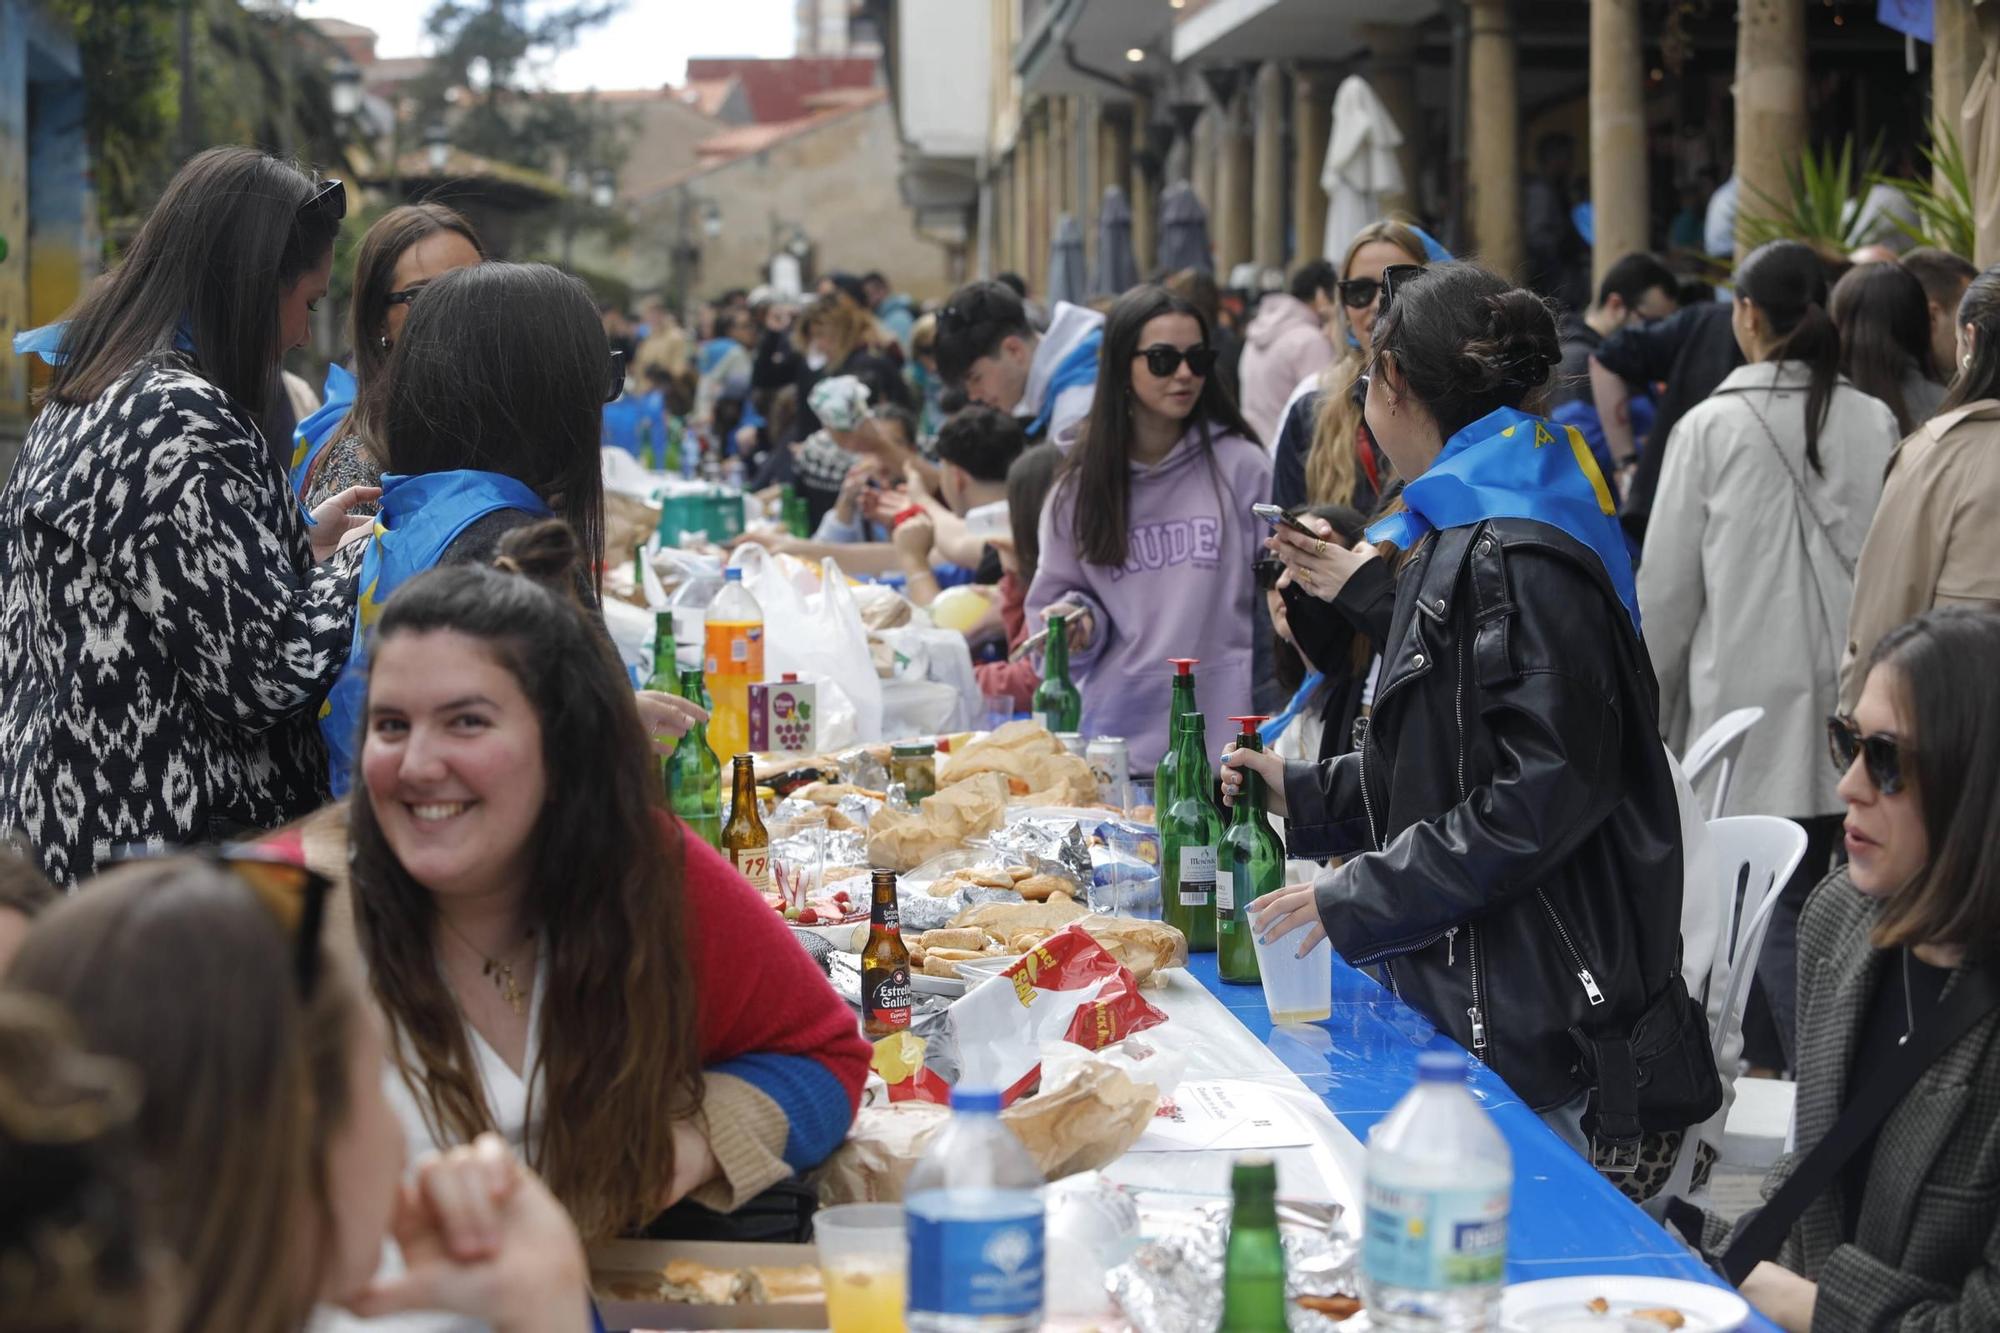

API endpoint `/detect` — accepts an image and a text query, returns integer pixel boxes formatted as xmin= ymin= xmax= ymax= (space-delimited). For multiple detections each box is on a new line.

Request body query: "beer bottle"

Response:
xmin=1220 ymin=1154 xmax=1287 ymax=1332
xmin=721 ymin=754 xmax=772 ymax=894
xmin=645 ymin=611 xmax=678 ymax=696
xmin=668 ymin=668 xmax=722 ymax=848
xmin=1160 ymin=709 xmax=1221 ymax=952
xmin=1218 ymin=717 xmax=1281 ymax=985
xmin=861 ymin=868 xmax=913 ymax=1038
xmin=1031 ymin=612 xmax=1082 ymax=733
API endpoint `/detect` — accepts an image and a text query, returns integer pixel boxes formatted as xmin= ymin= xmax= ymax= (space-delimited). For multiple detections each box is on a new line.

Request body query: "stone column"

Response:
xmin=1011 ymin=132 xmax=1031 ymax=281
xmin=1465 ymin=0 xmax=1523 ymax=278
xmin=1131 ymin=93 xmax=1159 ymax=278
xmin=1030 ymin=104 xmax=1052 ymax=291
xmin=1252 ymin=62 xmax=1288 ymax=270
xmin=1589 ymin=0 xmax=1649 ymax=285
xmin=1734 ymin=0 xmax=1807 ymax=263
xmin=1216 ymin=82 xmax=1255 ymax=276
xmin=1360 ymin=24 xmax=1423 ymax=217
xmin=1193 ymin=105 xmax=1220 ymax=214
xmin=1053 ymin=97 xmax=1075 ymax=224
xmin=1293 ymin=67 xmax=1333 ymax=261
xmin=1935 ymin=0 xmax=1984 ymax=189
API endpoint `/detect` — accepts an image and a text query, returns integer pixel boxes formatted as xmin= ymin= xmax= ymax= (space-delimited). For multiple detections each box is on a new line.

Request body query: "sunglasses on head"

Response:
xmin=605 ymin=349 xmax=627 ymax=403
xmin=102 ymin=844 xmax=330 ymax=998
xmin=299 ymin=177 xmax=347 ymax=225
xmin=1135 ymin=343 xmax=1218 ymax=379
xmin=1827 ymin=714 xmax=1910 ymax=795
xmin=1337 ymin=263 xmax=1426 ymax=312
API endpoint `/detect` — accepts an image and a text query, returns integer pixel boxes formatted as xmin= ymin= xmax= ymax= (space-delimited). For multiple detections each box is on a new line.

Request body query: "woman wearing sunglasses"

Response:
xmin=292 ymin=204 xmax=487 ymax=515
xmin=0 ymin=147 xmax=380 ymax=886
xmin=4 ymin=855 xmax=597 ymax=1333
xmin=1028 ymin=284 xmax=1271 ymax=771
xmin=1678 ymin=607 xmax=2000 ymax=1333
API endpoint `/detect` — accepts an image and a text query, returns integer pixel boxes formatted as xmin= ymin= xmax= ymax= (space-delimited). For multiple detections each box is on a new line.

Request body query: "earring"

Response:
xmin=1963 ymin=350 xmax=1974 ymax=370
xmin=378 ymin=336 xmax=391 ymax=351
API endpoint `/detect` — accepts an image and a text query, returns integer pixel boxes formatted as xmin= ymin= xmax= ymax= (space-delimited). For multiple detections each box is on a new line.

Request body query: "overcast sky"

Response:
xmin=296 ymin=0 xmax=798 ymax=91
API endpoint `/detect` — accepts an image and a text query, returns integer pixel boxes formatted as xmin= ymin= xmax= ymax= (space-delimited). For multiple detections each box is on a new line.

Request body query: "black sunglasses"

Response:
xmin=1337 ymin=263 xmax=1426 ymax=312
xmin=102 ymin=844 xmax=330 ymax=998
xmin=300 ymin=177 xmax=347 ymax=225
xmin=1135 ymin=343 xmax=1218 ymax=379
xmin=1827 ymin=714 xmax=1909 ymax=796
xmin=605 ymin=349 xmax=627 ymax=403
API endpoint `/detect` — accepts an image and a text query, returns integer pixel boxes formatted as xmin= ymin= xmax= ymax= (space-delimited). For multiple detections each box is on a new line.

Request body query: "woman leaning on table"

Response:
xmin=1673 ymin=607 xmax=2000 ymax=1332
xmin=0 ymin=146 xmax=379 ymax=886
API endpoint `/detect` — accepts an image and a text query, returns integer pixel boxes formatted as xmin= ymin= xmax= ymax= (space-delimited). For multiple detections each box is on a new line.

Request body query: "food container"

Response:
xmin=1087 ymin=735 xmax=1132 ymax=810
xmin=888 ymin=740 xmax=938 ymax=803
xmin=591 ymin=1239 xmax=826 ymax=1330
xmin=748 ymin=675 xmax=816 ymax=753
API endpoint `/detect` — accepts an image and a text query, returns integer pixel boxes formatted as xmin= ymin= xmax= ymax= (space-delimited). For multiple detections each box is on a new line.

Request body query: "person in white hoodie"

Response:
xmin=933 ymin=279 xmax=1105 ymax=443
xmin=1238 ymin=260 xmax=1339 ymax=447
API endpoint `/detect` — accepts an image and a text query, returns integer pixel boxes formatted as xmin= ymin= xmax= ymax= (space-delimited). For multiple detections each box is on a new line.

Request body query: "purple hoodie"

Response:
xmin=1027 ymin=423 xmax=1273 ymax=773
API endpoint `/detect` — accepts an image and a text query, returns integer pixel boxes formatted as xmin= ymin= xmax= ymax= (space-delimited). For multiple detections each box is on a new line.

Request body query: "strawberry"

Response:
xmin=797 ymin=907 xmax=820 ymax=924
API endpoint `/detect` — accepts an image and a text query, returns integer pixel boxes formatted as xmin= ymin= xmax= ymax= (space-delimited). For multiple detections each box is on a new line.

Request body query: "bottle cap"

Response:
xmin=1417 ymin=1049 xmax=1468 ymax=1082
xmin=1228 ymin=715 xmax=1268 ymax=733
xmin=782 ymin=672 xmax=798 ymax=682
xmin=950 ymin=1087 xmax=1003 ymax=1113
xmin=724 ymin=567 xmax=743 ymax=582
xmin=1168 ymin=657 xmax=1199 ymax=675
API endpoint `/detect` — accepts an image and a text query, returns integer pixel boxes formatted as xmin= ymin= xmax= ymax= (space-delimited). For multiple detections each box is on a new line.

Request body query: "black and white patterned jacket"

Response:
xmin=0 ymin=354 xmax=358 ymax=884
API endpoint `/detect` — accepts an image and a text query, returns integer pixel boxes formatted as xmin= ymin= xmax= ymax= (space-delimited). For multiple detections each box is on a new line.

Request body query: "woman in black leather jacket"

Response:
xmin=1224 ymin=263 xmax=1706 ymax=1183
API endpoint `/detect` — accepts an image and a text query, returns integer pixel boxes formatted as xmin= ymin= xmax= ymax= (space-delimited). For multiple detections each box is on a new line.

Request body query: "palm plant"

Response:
xmin=1740 ymin=136 xmax=1883 ymax=253
xmin=1872 ymin=120 xmax=1976 ymax=259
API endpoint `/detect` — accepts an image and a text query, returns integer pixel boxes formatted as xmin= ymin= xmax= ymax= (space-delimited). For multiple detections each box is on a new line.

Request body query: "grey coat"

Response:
xmin=1701 ymin=870 xmax=2000 ymax=1331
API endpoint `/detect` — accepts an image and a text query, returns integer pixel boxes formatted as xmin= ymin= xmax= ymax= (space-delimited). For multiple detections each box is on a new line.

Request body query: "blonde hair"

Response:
xmin=1304 ymin=220 xmax=1432 ymax=507
xmin=795 ymin=294 xmax=873 ymax=368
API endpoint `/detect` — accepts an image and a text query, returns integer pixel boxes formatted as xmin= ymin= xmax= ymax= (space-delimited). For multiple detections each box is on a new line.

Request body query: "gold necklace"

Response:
xmin=440 ymin=915 xmax=535 ymax=1016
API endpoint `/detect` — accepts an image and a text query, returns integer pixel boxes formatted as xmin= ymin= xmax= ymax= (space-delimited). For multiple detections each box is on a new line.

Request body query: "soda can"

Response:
xmin=1056 ymin=731 xmax=1088 ymax=758
xmin=1086 ymin=735 xmax=1132 ymax=811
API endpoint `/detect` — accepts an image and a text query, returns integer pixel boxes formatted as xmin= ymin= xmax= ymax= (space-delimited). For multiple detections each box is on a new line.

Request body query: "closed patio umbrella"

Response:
xmin=1965 ymin=11 xmax=2000 ymax=268
xmin=1048 ymin=213 xmax=1088 ymax=307
xmin=1158 ymin=180 xmax=1214 ymax=275
xmin=1092 ymin=185 xmax=1140 ymax=296
xmin=1321 ymin=74 xmax=1406 ymax=261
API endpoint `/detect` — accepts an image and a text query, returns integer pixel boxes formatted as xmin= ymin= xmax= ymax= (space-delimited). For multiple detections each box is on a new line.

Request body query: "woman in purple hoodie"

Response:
xmin=1029 ymin=286 xmax=1273 ymax=771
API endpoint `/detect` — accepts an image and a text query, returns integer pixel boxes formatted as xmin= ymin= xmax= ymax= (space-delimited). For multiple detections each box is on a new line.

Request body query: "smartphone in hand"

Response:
xmin=1252 ymin=503 xmax=1319 ymax=538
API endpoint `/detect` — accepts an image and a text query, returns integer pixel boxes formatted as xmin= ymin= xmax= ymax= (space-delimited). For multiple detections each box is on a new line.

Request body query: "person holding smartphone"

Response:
xmin=1027 ymin=285 xmax=1271 ymax=771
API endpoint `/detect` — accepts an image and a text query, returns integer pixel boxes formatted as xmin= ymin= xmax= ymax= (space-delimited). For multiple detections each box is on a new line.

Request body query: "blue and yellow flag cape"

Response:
xmin=321 ymin=470 xmax=552 ymax=795
xmin=1366 ymin=406 xmax=1641 ymax=635
xmin=288 ymin=362 xmax=357 ymax=496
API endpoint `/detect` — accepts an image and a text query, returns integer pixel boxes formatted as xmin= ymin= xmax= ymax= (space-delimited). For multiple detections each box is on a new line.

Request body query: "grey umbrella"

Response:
xmin=1047 ymin=212 xmax=1088 ymax=307
xmin=1157 ymin=180 xmax=1214 ymax=275
xmin=1091 ymin=185 xmax=1140 ymax=296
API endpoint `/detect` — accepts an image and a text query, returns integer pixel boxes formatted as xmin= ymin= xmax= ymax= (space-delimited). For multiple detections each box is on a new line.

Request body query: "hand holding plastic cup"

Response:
xmin=814 ymin=1202 xmax=907 ymax=1332
xmin=1249 ymin=880 xmax=1332 ymax=1026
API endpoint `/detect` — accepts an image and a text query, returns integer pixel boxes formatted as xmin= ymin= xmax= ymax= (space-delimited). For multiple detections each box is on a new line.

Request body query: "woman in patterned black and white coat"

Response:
xmin=0 ymin=147 xmax=377 ymax=884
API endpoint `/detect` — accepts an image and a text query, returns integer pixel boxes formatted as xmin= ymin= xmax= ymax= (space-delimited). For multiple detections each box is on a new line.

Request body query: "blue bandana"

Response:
xmin=288 ymin=362 xmax=358 ymax=496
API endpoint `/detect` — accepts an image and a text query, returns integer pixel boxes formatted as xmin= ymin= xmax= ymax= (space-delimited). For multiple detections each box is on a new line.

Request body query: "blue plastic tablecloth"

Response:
xmin=1187 ymin=952 xmax=1781 ymax=1331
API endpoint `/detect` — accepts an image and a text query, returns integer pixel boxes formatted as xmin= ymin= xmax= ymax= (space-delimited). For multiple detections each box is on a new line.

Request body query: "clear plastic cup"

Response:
xmin=1252 ymin=917 xmax=1333 ymax=1026
xmin=814 ymin=1203 xmax=907 ymax=1332
xmin=983 ymin=693 xmax=1015 ymax=731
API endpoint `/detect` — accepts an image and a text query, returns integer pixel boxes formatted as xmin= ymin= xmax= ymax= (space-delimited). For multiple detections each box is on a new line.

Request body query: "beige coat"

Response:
xmin=1638 ymin=362 xmax=1899 ymax=818
xmin=1839 ymin=399 xmax=2000 ymax=709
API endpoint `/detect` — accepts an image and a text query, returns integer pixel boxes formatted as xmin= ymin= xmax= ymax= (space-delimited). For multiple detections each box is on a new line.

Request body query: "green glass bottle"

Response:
xmin=637 ymin=415 xmax=656 ymax=471
xmin=668 ymin=666 xmax=722 ymax=847
xmin=1160 ymin=710 xmax=1221 ymax=953
xmin=1153 ymin=656 xmax=1200 ymax=812
xmin=781 ymin=485 xmax=810 ymax=538
xmin=645 ymin=610 xmax=679 ymax=696
xmin=1031 ymin=612 xmax=1082 ymax=733
xmin=663 ymin=415 xmax=684 ymax=475
xmin=1220 ymin=1154 xmax=1287 ymax=1332
xmin=1219 ymin=716 xmax=1282 ymax=984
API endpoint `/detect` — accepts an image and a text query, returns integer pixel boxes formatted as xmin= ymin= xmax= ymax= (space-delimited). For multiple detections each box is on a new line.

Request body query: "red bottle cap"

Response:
xmin=782 ymin=672 xmax=798 ymax=682
xmin=1228 ymin=716 xmax=1269 ymax=731
xmin=1168 ymin=658 xmax=1200 ymax=675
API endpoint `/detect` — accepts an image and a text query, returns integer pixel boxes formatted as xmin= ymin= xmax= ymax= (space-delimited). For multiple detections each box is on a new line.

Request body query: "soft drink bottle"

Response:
xmin=905 ymin=1088 xmax=1045 ymax=1332
xmin=703 ymin=567 xmax=764 ymax=761
xmin=1362 ymin=1050 xmax=1511 ymax=1331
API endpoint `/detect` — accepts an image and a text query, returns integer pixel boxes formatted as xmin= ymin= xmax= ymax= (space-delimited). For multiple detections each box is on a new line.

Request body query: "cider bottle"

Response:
xmin=721 ymin=754 xmax=772 ymax=894
xmin=667 ymin=668 xmax=722 ymax=848
xmin=1030 ymin=612 xmax=1082 ymax=733
xmin=1218 ymin=716 xmax=1281 ymax=985
xmin=861 ymin=869 xmax=913 ymax=1038
xmin=1160 ymin=709 xmax=1221 ymax=952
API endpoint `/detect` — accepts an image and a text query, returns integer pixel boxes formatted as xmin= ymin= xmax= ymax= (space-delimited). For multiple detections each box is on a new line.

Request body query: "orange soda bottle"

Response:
xmin=703 ymin=567 xmax=765 ymax=760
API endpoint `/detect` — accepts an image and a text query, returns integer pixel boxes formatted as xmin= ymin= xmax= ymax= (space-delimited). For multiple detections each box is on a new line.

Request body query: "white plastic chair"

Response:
xmin=1680 ymin=707 xmax=1765 ymax=820
xmin=1652 ymin=815 xmax=1808 ymax=1209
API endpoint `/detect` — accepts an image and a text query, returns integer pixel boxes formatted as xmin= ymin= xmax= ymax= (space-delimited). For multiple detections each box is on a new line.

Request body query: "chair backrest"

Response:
xmin=1704 ymin=815 xmax=1810 ymax=1069
xmin=1681 ymin=706 xmax=1766 ymax=821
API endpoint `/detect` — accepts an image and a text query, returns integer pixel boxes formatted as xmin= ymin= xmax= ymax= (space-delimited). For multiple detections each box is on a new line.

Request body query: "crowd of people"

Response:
xmin=1 ymin=140 xmax=1997 ymax=1333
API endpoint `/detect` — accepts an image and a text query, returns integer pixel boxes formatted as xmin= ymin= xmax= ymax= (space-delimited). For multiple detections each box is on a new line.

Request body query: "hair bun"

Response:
xmin=493 ymin=519 xmax=584 ymax=591
xmin=1466 ymin=289 xmax=1560 ymax=392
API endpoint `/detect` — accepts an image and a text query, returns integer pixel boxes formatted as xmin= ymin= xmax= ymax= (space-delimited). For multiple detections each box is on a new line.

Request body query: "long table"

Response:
xmin=1185 ymin=951 xmax=1782 ymax=1332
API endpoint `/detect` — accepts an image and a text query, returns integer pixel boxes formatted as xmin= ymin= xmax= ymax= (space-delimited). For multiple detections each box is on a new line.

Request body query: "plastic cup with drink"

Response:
xmin=1250 ymin=862 xmax=1333 ymax=1026
xmin=814 ymin=1203 xmax=907 ymax=1333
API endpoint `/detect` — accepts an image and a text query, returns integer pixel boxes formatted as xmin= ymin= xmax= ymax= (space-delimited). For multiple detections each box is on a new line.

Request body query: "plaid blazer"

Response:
xmin=1701 ymin=869 xmax=2000 ymax=1330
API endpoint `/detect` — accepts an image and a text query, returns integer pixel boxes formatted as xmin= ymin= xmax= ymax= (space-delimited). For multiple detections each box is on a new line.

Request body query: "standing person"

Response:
xmin=1829 ymin=260 xmax=1947 ymax=435
xmin=1841 ymin=264 xmax=2000 ymax=709
xmin=1027 ymin=285 xmax=1271 ymax=771
xmin=972 ymin=443 xmax=1064 ymax=714
xmin=863 ymin=270 xmax=917 ymax=349
xmin=694 ymin=306 xmax=758 ymax=432
xmin=934 ymin=279 xmax=1104 ymax=443
xmin=1269 ymin=219 xmax=1439 ymax=512
xmin=1679 ymin=608 xmax=2000 ymax=1333
xmin=1228 ymin=262 xmax=1701 ymax=1182
xmin=1238 ymin=259 xmax=1338 ymax=447
xmin=1900 ymin=247 xmax=1978 ymax=384
xmin=293 ymin=203 xmax=486 ymax=512
xmin=1550 ymin=252 xmax=1680 ymax=486
xmin=0 ymin=147 xmax=374 ymax=886
xmin=1639 ymin=239 xmax=1902 ymax=1070
xmin=1523 ymin=133 xmax=1590 ymax=312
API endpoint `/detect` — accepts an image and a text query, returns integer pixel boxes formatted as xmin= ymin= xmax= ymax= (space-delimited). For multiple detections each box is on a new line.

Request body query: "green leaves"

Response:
xmin=1872 ymin=120 xmax=1976 ymax=259
xmin=1740 ymin=135 xmax=1882 ymax=253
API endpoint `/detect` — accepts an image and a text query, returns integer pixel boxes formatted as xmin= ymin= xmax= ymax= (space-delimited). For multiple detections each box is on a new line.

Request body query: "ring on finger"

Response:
xmin=1314 ymin=539 xmax=1327 ymax=556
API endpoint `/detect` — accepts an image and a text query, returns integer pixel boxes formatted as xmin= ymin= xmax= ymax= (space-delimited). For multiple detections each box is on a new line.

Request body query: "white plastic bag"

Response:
xmin=726 ymin=545 xmax=884 ymax=744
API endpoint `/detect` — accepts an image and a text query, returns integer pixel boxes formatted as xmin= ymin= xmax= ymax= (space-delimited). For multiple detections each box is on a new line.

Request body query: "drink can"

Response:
xmin=1056 ymin=731 xmax=1088 ymax=758
xmin=1086 ymin=735 xmax=1132 ymax=811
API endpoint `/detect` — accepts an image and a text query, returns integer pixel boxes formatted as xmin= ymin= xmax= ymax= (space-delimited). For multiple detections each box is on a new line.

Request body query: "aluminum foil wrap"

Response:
xmin=983 ymin=815 xmax=1093 ymax=886
xmin=835 ymin=746 xmax=890 ymax=792
xmin=1107 ymin=1198 xmax=1361 ymax=1333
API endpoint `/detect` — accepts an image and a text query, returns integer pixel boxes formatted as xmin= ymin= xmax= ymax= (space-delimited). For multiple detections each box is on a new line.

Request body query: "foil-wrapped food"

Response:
xmin=1107 ymin=1197 xmax=1361 ymax=1332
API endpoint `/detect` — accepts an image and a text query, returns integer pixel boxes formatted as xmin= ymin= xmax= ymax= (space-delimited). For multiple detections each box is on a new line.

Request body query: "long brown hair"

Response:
xmin=795 ymin=294 xmax=873 ymax=369
xmin=345 ymin=203 xmax=486 ymax=464
xmin=5 ymin=859 xmax=357 ymax=1333
xmin=347 ymin=521 xmax=701 ymax=1240
xmin=1305 ymin=220 xmax=1431 ymax=507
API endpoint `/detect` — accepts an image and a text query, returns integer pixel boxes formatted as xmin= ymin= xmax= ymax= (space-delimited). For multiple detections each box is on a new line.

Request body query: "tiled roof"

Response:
xmin=681 ymin=56 xmax=877 ymax=125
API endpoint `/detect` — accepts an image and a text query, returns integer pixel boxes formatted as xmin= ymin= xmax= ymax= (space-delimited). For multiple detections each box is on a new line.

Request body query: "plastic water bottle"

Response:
xmin=905 ymin=1088 xmax=1045 ymax=1332
xmin=1361 ymin=1050 xmax=1511 ymax=1331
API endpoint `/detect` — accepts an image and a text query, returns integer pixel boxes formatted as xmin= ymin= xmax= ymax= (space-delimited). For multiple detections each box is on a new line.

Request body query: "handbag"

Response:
xmin=1569 ymin=971 xmax=1724 ymax=1174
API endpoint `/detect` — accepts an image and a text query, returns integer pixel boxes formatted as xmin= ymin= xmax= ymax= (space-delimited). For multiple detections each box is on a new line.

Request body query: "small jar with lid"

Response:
xmin=889 ymin=741 xmax=938 ymax=804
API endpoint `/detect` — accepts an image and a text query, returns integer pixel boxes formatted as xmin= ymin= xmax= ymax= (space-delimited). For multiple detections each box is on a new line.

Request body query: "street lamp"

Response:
xmin=590 ymin=167 xmax=616 ymax=210
xmin=330 ymin=60 xmax=363 ymax=118
xmin=423 ymin=123 xmax=450 ymax=174
xmin=702 ymin=201 xmax=723 ymax=239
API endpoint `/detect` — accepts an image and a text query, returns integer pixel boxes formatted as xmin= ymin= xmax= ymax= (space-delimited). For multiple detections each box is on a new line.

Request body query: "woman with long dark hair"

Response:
xmin=0 ymin=147 xmax=376 ymax=885
xmin=346 ymin=522 xmax=868 ymax=1256
xmin=292 ymin=203 xmax=486 ymax=512
xmin=1829 ymin=260 xmax=1946 ymax=436
xmin=1227 ymin=262 xmax=1701 ymax=1186
xmin=1843 ymin=264 xmax=2000 ymax=711
xmin=1641 ymin=239 xmax=1903 ymax=1069
xmin=1027 ymin=285 xmax=1272 ymax=769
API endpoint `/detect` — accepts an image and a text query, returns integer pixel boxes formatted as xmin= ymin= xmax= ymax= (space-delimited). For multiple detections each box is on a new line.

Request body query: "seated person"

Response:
xmin=6 ymin=855 xmax=592 ymax=1333
xmin=973 ymin=443 xmax=1063 ymax=713
xmin=810 ymin=401 xmax=923 ymax=544
xmin=933 ymin=279 xmax=1103 ymax=443
xmin=887 ymin=405 xmax=1026 ymax=604
xmin=345 ymin=522 xmax=870 ymax=1255
xmin=1677 ymin=607 xmax=2000 ymax=1331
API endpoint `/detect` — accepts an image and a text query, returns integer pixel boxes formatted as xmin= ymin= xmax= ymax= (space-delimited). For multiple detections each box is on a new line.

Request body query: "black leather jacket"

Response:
xmin=1282 ymin=518 xmax=1684 ymax=1112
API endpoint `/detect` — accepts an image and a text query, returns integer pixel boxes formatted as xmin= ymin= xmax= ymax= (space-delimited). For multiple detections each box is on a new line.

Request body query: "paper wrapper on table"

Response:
xmin=603 ymin=490 xmax=663 ymax=582
xmin=939 ymin=722 xmax=1102 ymax=804
xmin=747 ymin=677 xmax=816 ymax=752
xmin=1106 ymin=1203 xmax=1359 ymax=1333
xmin=1071 ymin=915 xmax=1188 ymax=986
xmin=865 ymin=772 xmax=1009 ymax=871
xmin=851 ymin=581 xmax=913 ymax=631
xmin=946 ymin=924 xmax=1168 ymax=1103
